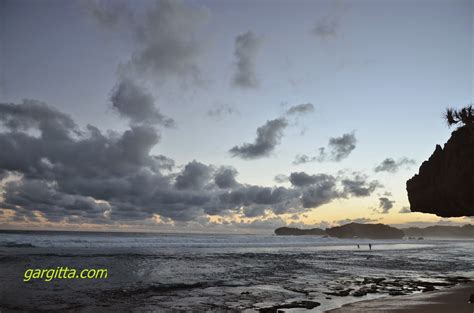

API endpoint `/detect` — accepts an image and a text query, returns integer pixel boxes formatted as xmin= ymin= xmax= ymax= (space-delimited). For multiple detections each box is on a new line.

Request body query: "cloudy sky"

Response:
xmin=0 ymin=0 xmax=472 ymax=233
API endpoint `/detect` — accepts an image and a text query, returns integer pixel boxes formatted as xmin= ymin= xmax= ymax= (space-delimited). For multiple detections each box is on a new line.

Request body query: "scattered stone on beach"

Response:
xmin=321 ymin=275 xmax=467 ymax=302
xmin=258 ymin=300 xmax=320 ymax=313
xmin=324 ymin=289 xmax=353 ymax=297
xmin=352 ymin=284 xmax=379 ymax=297
xmin=283 ymin=286 xmax=309 ymax=295
xmin=445 ymin=276 xmax=472 ymax=284
xmin=388 ymin=290 xmax=406 ymax=296
xmin=422 ymin=285 xmax=436 ymax=292
xmin=367 ymin=285 xmax=378 ymax=293
xmin=352 ymin=288 xmax=369 ymax=297
xmin=362 ymin=277 xmax=385 ymax=284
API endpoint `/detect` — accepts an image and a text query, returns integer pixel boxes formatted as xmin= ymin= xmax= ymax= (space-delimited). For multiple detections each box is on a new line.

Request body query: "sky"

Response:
xmin=0 ymin=0 xmax=473 ymax=233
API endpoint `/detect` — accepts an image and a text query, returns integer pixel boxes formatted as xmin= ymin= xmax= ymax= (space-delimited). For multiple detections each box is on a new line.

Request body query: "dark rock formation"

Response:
xmin=324 ymin=289 xmax=353 ymax=297
xmin=323 ymin=276 xmax=471 ymax=300
xmin=275 ymin=223 xmax=474 ymax=239
xmin=325 ymin=223 xmax=404 ymax=239
xmin=407 ymin=126 xmax=474 ymax=217
xmin=274 ymin=227 xmax=326 ymax=236
xmin=352 ymin=286 xmax=377 ymax=297
xmin=402 ymin=224 xmax=474 ymax=238
xmin=259 ymin=300 xmax=320 ymax=312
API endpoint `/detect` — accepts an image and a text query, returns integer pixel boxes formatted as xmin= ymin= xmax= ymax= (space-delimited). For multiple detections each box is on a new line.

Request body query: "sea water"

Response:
xmin=0 ymin=230 xmax=473 ymax=312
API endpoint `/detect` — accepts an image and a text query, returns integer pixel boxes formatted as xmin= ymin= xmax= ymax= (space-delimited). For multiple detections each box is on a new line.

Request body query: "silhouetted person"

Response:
xmin=369 ymin=243 xmax=372 ymax=250
xmin=357 ymin=244 xmax=360 ymax=249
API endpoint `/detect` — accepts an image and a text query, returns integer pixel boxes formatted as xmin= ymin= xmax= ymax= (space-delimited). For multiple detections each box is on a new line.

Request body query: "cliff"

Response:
xmin=402 ymin=224 xmax=474 ymax=238
xmin=274 ymin=227 xmax=326 ymax=236
xmin=406 ymin=126 xmax=474 ymax=217
xmin=325 ymin=223 xmax=404 ymax=239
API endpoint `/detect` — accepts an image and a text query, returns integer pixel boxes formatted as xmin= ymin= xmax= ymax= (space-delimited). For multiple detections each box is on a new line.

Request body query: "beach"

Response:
xmin=328 ymin=282 xmax=474 ymax=313
xmin=0 ymin=231 xmax=473 ymax=311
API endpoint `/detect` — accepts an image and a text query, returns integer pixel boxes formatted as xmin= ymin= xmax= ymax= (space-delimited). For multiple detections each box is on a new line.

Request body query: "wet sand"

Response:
xmin=327 ymin=283 xmax=474 ymax=313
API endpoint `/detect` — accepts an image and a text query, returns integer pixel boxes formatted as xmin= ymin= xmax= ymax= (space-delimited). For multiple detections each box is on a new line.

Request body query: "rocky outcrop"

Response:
xmin=274 ymin=227 xmax=326 ymax=236
xmin=402 ymin=224 xmax=474 ymax=238
xmin=325 ymin=223 xmax=404 ymax=239
xmin=406 ymin=126 xmax=474 ymax=217
xmin=259 ymin=300 xmax=320 ymax=312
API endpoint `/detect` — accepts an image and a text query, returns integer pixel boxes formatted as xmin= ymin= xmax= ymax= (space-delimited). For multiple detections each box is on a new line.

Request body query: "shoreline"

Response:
xmin=326 ymin=282 xmax=474 ymax=312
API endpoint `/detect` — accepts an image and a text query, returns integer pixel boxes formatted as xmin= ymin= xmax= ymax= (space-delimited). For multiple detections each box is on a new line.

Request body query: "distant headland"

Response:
xmin=275 ymin=222 xmax=474 ymax=239
xmin=274 ymin=227 xmax=327 ymax=236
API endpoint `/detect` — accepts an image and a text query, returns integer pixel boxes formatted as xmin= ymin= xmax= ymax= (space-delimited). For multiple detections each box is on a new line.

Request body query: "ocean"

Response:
xmin=0 ymin=230 xmax=473 ymax=312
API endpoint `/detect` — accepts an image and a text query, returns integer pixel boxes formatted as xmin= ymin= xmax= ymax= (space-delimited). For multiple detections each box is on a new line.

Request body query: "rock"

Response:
xmin=422 ymin=285 xmax=435 ymax=292
xmin=258 ymin=300 xmax=320 ymax=312
xmin=362 ymin=277 xmax=385 ymax=284
xmin=324 ymin=289 xmax=353 ymax=297
xmin=366 ymin=285 xmax=378 ymax=293
xmin=274 ymin=227 xmax=326 ymax=236
xmin=388 ymin=290 xmax=406 ymax=296
xmin=402 ymin=225 xmax=474 ymax=238
xmin=445 ymin=276 xmax=471 ymax=283
xmin=352 ymin=288 xmax=370 ymax=297
xmin=325 ymin=223 xmax=404 ymax=239
xmin=406 ymin=126 xmax=474 ymax=217
xmin=469 ymin=293 xmax=474 ymax=303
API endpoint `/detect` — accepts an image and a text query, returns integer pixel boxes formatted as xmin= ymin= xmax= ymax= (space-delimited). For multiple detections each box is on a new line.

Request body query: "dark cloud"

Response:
xmin=87 ymin=0 xmax=209 ymax=83
xmin=110 ymin=78 xmax=175 ymax=126
xmin=341 ymin=173 xmax=381 ymax=197
xmin=218 ymin=186 xmax=298 ymax=208
xmin=334 ymin=217 xmax=379 ymax=225
xmin=0 ymin=99 xmax=77 ymax=138
xmin=379 ymin=197 xmax=395 ymax=213
xmin=289 ymin=172 xmax=335 ymax=188
xmin=214 ymin=185 xmax=302 ymax=217
xmin=232 ymin=31 xmax=261 ymax=88
xmin=207 ymin=103 xmax=239 ymax=120
xmin=286 ymin=103 xmax=315 ymax=116
xmin=289 ymin=171 xmax=380 ymax=209
xmin=214 ymin=167 xmax=238 ymax=189
xmin=153 ymin=155 xmax=175 ymax=171
xmin=229 ymin=118 xmax=288 ymax=159
xmin=83 ymin=0 xmax=132 ymax=29
xmin=293 ymin=154 xmax=317 ymax=165
xmin=301 ymin=180 xmax=340 ymax=208
xmin=374 ymin=157 xmax=416 ymax=173
xmin=0 ymin=101 xmax=381 ymax=226
xmin=175 ymin=161 xmax=212 ymax=190
xmin=399 ymin=206 xmax=411 ymax=214
xmin=319 ymin=132 xmax=357 ymax=162
xmin=293 ymin=132 xmax=357 ymax=164
xmin=311 ymin=16 xmax=339 ymax=40
xmin=3 ymin=179 xmax=111 ymax=224
xmin=242 ymin=206 xmax=267 ymax=218
xmin=274 ymin=174 xmax=289 ymax=184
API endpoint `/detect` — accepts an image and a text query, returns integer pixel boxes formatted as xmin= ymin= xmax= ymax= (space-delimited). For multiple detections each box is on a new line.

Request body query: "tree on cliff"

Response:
xmin=444 ymin=105 xmax=474 ymax=127
xmin=407 ymin=104 xmax=474 ymax=217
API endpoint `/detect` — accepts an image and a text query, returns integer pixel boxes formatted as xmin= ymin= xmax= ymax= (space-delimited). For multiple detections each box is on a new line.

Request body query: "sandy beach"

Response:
xmin=327 ymin=283 xmax=474 ymax=313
